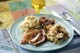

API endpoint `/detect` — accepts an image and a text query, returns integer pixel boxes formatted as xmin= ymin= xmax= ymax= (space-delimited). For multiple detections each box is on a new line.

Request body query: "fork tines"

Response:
xmin=2 ymin=28 xmax=11 ymax=41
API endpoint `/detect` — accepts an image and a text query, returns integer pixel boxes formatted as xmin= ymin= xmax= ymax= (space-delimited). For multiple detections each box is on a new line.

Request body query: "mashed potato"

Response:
xmin=19 ymin=15 xmax=39 ymax=31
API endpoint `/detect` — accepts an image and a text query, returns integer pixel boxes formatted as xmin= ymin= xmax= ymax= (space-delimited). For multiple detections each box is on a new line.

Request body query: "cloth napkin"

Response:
xmin=0 ymin=30 xmax=14 ymax=53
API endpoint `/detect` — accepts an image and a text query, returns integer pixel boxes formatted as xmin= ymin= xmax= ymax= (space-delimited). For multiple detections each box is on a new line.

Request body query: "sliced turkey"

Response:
xmin=28 ymin=33 xmax=41 ymax=44
xmin=21 ymin=29 xmax=41 ymax=44
xmin=28 ymin=29 xmax=46 ymax=46
xmin=33 ymin=34 xmax=45 ymax=46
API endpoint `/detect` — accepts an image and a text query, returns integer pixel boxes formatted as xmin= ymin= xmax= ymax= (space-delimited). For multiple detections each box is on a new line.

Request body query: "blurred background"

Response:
xmin=0 ymin=0 xmax=80 ymax=31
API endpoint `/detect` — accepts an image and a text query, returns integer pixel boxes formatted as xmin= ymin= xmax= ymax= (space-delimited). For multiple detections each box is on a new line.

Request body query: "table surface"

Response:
xmin=0 ymin=0 xmax=80 ymax=53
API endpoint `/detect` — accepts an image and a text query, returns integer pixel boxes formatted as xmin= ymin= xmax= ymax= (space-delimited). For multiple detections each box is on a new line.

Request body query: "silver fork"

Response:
xmin=62 ymin=12 xmax=80 ymax=35
xmin=52 ymin=11 xmax=80 ymax=35
xmin=2 ymin=28 xmax=20 ymax=53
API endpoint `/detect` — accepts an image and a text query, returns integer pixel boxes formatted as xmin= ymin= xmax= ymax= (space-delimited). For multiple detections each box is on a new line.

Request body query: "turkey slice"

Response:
xmin=28 ymin=33 xmax=41 ymax=44
xmin=33 ymin=35 xmax=45 ymax=46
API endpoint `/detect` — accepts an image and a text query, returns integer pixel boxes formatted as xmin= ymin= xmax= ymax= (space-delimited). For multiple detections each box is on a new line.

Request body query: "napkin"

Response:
xmin=0 ymin=30 xmax=14 ymax=53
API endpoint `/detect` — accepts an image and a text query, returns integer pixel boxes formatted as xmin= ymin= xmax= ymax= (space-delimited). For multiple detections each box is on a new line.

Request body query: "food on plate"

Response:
xmin=20 ymin=15 xmax=69 ymax=46
xmin=21 ymin=29 xmax=40 ymax=44
xmin=19 ymin=15 xmax=39 ymax=31
xmin=39 ymin=17 xmax=55 ymax=25
xmin=21 ymin=29 xmax=46 ymax=46
xmin=46 ymin=24 xmax=69 ymax=44
xmin=39 ymin=17 xmax=55 ymax=32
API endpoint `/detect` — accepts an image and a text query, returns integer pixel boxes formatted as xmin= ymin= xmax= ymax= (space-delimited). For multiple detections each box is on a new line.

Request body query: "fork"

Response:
xmin=51 ymin=11 xmax=80 ymax=35
xmin=2 ymin=28 xmax=20 ymax=53
xmin=62 ymin=12 xmax=80 ymax=35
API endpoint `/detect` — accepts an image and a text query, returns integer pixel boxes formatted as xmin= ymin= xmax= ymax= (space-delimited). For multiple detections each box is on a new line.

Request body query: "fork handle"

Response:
xmin=9 ymin=41 xmax=20 ymax=53
xmin=70 ymin=19 xmax=80 ymax=35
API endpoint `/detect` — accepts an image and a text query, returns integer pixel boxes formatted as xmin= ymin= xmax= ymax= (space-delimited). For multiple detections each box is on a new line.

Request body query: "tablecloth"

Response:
xmin=0 ymin=0 xmax=80 ymax=53
xmin=0 ymin=0 xmax=35 ymax=28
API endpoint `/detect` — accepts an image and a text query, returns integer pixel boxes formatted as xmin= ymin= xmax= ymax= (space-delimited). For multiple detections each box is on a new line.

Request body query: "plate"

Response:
xmin=10 ymin=14 xmax=74 ymax=51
